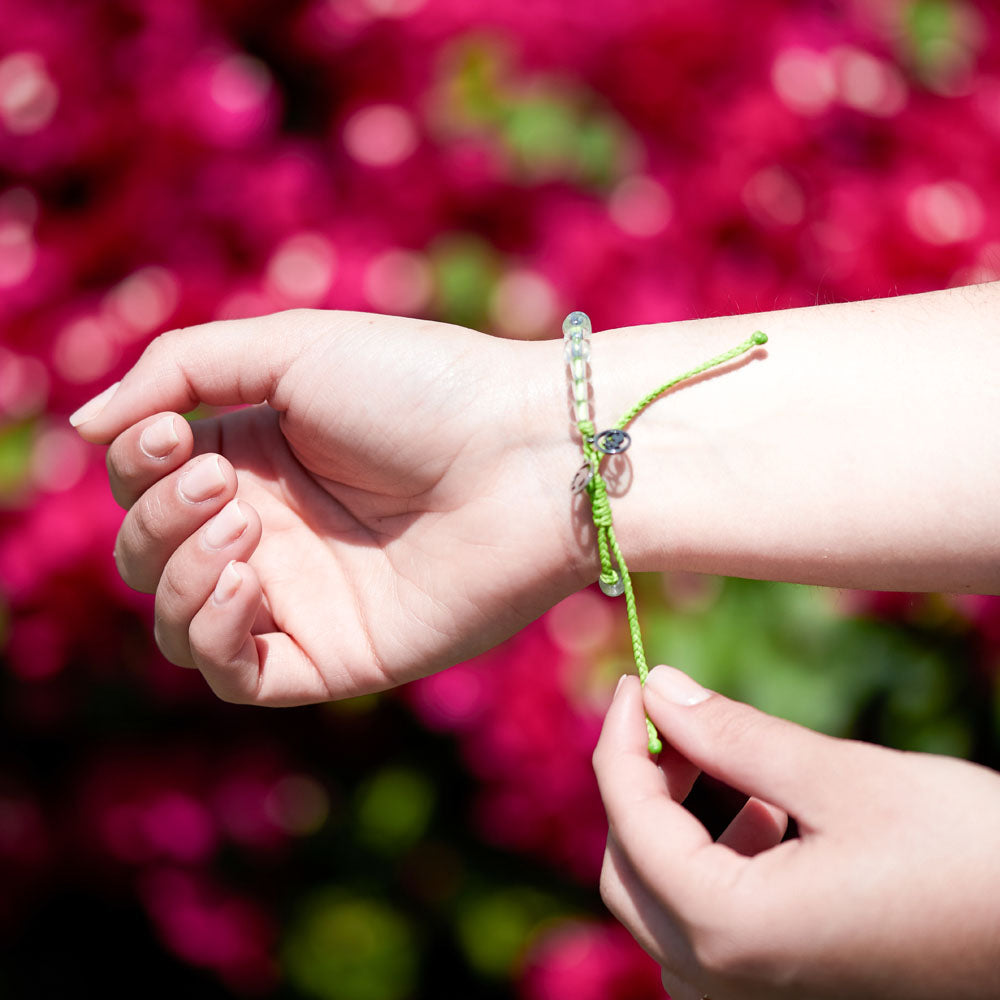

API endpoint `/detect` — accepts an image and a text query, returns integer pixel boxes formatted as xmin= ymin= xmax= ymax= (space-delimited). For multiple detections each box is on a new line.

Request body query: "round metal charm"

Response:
xmin=594 ymin=428 xmax=631 ymax=455
xmin=570 ymin=463 xmax=593 ymax=494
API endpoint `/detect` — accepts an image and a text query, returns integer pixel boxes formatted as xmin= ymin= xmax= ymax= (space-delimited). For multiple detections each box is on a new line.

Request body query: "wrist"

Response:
xmin=559 ymin=288 xmax=1000 ymax=593
xmin=511 ymin=315 xmax=774 ymax=588
xmin=505 ymin=336 xmax=601 ymax=594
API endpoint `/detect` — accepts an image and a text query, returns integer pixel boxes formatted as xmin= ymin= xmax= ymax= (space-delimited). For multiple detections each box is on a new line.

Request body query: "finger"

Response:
xmin=660 ymin=966 xmax=708 ymax=1000
xmin=657 ymin=740 xmax=701 ymax=804
xmin=599 ymin=834 xmax=697 ymax=978
xmin=716 ymin=797 xmax=787 ymax=857
xmin=154 ymin=498 xmax=262 ymax=667
xmin=68 ymin=311 xmax=321 ymax=443
xmin=189 ymin=613 xmax=336 ymax=707
xmin=106 ymin=412 xmax=195 ymax=510
xmin=187 ymin=560 xmax=265 ymax=703
xmin=593 ymin=677 xmax=735 ymax=916
xmin=115 ymin=453 xmax=237 ymax=593
xmin=642 ymin=665 xmax=860 ymax=828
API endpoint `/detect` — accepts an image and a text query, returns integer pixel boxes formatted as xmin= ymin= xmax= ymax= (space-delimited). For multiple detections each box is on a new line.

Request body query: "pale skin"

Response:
xmin=71 ymin=282 xmax=1000 ymax=997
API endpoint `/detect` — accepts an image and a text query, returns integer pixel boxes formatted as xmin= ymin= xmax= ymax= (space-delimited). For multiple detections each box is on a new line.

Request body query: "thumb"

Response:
xmin=642 ymin=665 xmax=854 ymax=829
xmin=68 ymin=310 xmax=321 ymax=444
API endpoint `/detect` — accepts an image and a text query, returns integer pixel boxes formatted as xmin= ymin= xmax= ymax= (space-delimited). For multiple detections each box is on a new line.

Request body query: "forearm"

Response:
xmin=521 ymin=282 xmax=1000 ymax=594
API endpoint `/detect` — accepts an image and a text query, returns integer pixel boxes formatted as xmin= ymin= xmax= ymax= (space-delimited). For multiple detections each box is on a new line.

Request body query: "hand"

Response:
xmin=72 ymin=309 xmax=580 ymax=704
xmin=593 ymin=667 xmax=1000 ymax=1000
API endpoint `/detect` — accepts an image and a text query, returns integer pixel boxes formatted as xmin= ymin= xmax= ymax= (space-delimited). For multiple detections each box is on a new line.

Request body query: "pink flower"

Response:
xmin=520 ymin=919 xmax=663 ymax=1000
xmin=406 ymin=616 xmax=611 ymax=881
xmin=139 ymin=867 xmax=276 ymax=992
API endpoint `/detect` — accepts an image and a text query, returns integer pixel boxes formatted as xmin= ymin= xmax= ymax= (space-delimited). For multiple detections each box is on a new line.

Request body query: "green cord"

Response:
xmin=616 ymin=330 xmax=769 ymax=430
xmin=574 ymin=328 xmax=768 ymax=754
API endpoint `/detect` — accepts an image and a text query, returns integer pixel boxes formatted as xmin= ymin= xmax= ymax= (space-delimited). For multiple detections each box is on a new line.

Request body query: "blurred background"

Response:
xmin=2 ymin=0 xmax=1000 ymax=997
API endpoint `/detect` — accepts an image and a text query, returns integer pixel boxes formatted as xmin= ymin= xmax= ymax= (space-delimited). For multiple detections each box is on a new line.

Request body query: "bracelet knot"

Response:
xmin=562 ymin=311 xmax=768 ymax=758
xmin=589 ymin=474 xmax=613 ymax=528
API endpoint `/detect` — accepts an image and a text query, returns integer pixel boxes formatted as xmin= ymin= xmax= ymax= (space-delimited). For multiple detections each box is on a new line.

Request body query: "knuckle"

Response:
xmin=153 ymin=612 xmax=194 ymax=669
xmin=597 ymin=856 xmax=616 ymax=905
xmin=193 ymin=654 xmax=256 ymax=707
xmin=686 ymin=900 xmax=774 ymax=984
xmin=152 ymin=616 xmax=168 ymax=656
xmin=140 ymin=330 xmax=173 ymax=373
xmin=598 ymin=858 xmax=624 ymax=918
xmin=153 ymin=616 xmax=180 ymax=665
xmin=112 ymin=535 xmax=133 ymax=587
xmin=147 ymin=328 xmax=189 ymax=389
xmin=129 ymin=489 xmax=170 ymax=548
xmin=113 ymin=526 xmax=153 ymax=593
xmin=156 ymin=553 xmax=191 ymax=614
xmin=150 ymin=325 xmax=184 ymax=355
xmin=591 ymin=740 xmax=613 ymax=776
xmin=711 ymin=705 xmax=758 ymax=748
xmin=188 ymin=621 xmax=256 ymax=706
xmin=708 ymin=703 xmax=781 ymax=761
xmin=106 ymin=442 xmax=139 ymax=509
xmin=689 ymin=923 xmax=742 ymax=980
xmin=215 ymin=683 xmax=253 ymax=706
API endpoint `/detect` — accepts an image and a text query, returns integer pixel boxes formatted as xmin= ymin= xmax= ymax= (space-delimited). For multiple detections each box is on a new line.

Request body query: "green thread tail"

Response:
xmin=572 ymin=324 xmax=768 ymax=756
xmin=616 ymin=330 xmax=768 ymax=431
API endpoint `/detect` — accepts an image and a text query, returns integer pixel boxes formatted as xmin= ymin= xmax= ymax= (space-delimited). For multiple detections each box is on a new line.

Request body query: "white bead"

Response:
xmin=564 ymin=337 xmax=591 ymax=364
xmin=562 ymin=311 xmax=592 ymax=339
xmin=572 ymin=379 xmax=590 ymax=405
xmin=574 ymin=397 xmax=591 ymax=422
xmin=568 ymin=356 xmax=587 ymax=381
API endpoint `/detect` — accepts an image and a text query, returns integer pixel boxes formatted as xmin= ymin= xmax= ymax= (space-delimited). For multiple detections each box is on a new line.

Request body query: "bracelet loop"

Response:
xmin=562 ymin=310 xmax=768 ymax=756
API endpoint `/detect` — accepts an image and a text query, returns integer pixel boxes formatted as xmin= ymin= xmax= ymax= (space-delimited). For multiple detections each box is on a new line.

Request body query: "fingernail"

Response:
xmin=139 ymin=415 xmax=180 ymax=459
xmin=614 ymin=674 xmax=628 ymax=697
xmin=69 ymin=381 xmax=120 ymax=427
xmin=204 ymin=500 xmax=247 ymax=549
xmin=178 ymin=456 xmax=225 ymax=503
xmin=213 ymin=561 xmax=242 ymax=604
xmin=645 ymin=665 xmax=711 ymax=706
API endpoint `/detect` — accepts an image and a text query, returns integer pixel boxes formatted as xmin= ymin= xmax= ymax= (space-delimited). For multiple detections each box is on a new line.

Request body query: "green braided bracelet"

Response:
xmin=563 ymin=311 xmax=768 ymax=754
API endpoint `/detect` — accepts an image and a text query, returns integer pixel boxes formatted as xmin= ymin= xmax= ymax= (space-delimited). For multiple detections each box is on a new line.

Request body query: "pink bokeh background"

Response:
xmin=2 ymin=1 xmax=1000 ymax=997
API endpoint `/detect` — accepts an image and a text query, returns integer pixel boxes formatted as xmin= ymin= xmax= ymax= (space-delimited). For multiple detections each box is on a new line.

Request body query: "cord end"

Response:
xmin=751 ymin=330 xmax=768 ymax=345
xmin=646 ymin=718 xmax=662 ymax=755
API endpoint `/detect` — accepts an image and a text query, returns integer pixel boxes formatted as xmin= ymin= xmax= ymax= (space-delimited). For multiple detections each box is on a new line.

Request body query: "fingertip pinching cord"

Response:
xmin=563 ymin=311 xmax=768 ymax=755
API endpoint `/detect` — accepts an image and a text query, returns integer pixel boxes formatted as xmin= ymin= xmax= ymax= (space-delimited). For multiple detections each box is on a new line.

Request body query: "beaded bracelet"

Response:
xmin=563 ymin=311 xmax=768 ymax=754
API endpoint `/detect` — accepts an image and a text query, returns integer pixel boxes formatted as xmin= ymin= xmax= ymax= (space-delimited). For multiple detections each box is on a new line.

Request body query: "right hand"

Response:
xmin=593 ymin=668 xmax=1000 ymax=1000
xmin=72 ymin=309 xmax=582 ymax=704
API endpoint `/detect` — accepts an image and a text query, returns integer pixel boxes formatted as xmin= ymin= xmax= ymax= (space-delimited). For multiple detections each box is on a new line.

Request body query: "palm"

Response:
xmin=203 ymin=317 xmax=573 ymax=700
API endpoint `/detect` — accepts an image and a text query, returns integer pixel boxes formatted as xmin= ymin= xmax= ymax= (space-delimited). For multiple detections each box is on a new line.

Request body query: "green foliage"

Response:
xmin=907 ymin=0 xmax=959 ymax=51
xmin=500 ymin=99 xmax=625 ymax=186
xmin=642 ymin=576 xmax=973 ymax=754
xmin=354 ymin=766 xmax=435 ymax=855
xmin=440 ymin=36 xmax=629 ymax=187
xmin=283 ymin=891 xmax=419 ymax=1000
xmin=903 ymin=0 xmax=976 ymax=87
xmin=429 ymin=234 xmax=501 ymax=330
xmin=454 ymin=887 xmax=565 ymax=978
xmin=0 ymin=419 xmax=34 ymax=499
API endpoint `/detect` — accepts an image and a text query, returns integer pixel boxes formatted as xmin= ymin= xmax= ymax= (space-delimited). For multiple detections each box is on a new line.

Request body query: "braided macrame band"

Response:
xmin=563 ymin=311 xmax=768 ymax=754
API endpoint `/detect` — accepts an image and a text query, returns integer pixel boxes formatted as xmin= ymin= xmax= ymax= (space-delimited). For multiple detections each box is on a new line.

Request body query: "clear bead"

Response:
xmin=572 ymin=378 xmax=589 ymax=404
xmin=569 ymin=356 xmax=587 ymax=381
xmin=562 ymin=311 xmax=592 ymax=339
xmin=574 ymin=397 xmax=591 ymax=423
xmin=599 ymin=571 xmax=625 ymax=597
xmin=563 ymin=337 xmax=591 ymax=365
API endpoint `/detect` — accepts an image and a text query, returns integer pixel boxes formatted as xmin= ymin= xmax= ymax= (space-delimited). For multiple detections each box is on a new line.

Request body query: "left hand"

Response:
xmin=592 ymin=667 xmax=1000 ymax=1000
xmin=70 ymin=310 xmax=584 ymax=704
